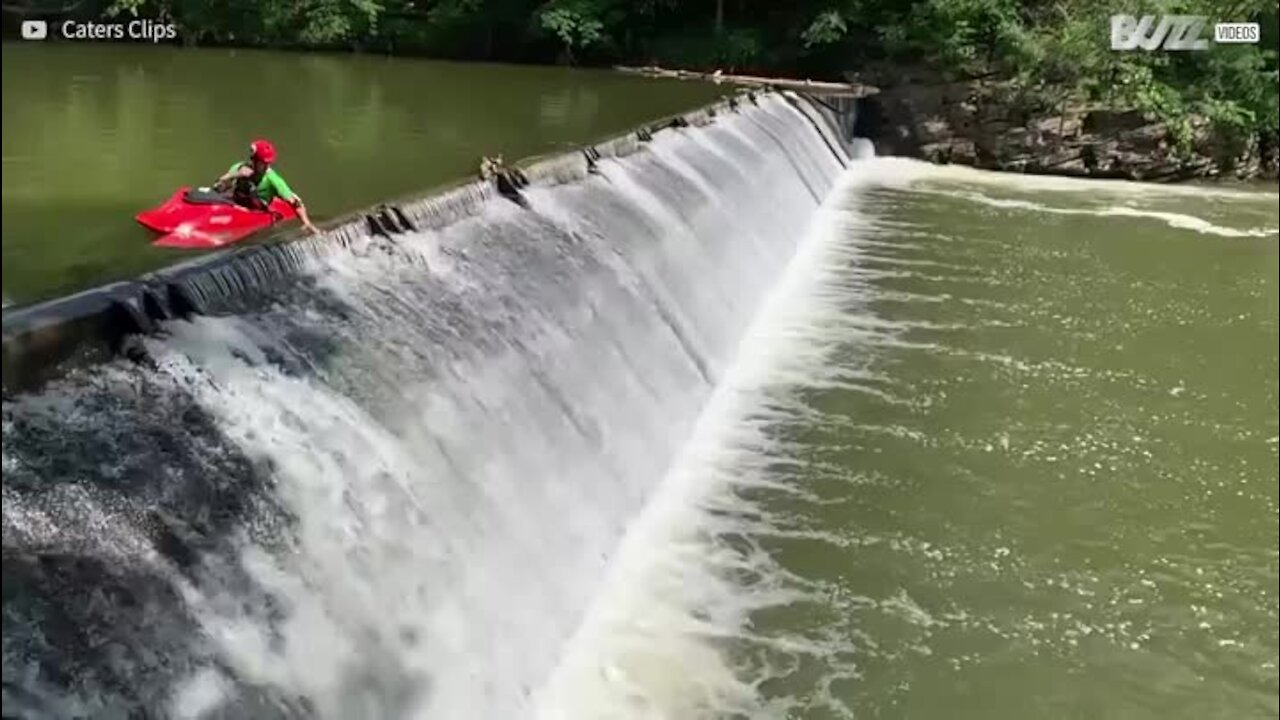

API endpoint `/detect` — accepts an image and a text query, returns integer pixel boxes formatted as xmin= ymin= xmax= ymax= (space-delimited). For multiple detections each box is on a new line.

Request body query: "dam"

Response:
xmin=3 ymin=90 xmax=864 ymax=717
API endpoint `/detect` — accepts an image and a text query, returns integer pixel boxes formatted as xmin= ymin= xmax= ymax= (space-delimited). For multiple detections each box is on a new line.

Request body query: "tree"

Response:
xmin=537 ymin=0 xmax=610 ymax=63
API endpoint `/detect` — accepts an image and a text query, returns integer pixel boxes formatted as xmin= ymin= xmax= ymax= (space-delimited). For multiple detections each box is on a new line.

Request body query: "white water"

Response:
xmin=164 ymin=98 xmax=841 ymax=719
xmin=2 ymin=94 xmax=850 ymax=719
xmin=920 ymin=188 xmax=1279 ymax=238
xmin=533 ymin=162 xmax=883 ymax=720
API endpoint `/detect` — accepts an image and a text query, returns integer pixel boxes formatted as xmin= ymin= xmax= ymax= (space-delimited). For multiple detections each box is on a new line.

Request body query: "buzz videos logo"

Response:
xmin=20 ymin=20 xmax=48 ymax=40
xmin=1110 ymin=14 xmax=1261 ymax=51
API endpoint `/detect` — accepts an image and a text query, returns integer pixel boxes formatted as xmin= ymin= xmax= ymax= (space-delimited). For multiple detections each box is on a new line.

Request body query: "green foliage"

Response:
xmin=912 ymin=0 xmax=1024 ymax=72
xmin=538 ymin=0 xmax=607 ymax=54
xmin=714 ymin=28 xmax=764 ymax=67
xmin=270 ymin=0 xmax=382 ymax=45
xmin=427 ymin=0 xmax=483 ymax=27
xmin=103 ymin=0 xmax=147 ymax=16
xmin=802 ymin=10 xmax=847 ymax=48
xmin=95 ymin=0 xmax=1278 ymax=143
xmin=646 ymin=27 xmax=764 ymax=71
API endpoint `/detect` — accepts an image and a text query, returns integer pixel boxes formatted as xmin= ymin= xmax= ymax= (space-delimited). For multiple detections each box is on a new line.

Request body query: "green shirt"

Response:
xmin=229 ymin=162 xmax=296 ymax=203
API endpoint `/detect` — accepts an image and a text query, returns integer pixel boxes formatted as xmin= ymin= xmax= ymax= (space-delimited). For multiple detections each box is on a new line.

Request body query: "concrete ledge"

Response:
xmin=2 ymin=90 xmax=859 ymax=396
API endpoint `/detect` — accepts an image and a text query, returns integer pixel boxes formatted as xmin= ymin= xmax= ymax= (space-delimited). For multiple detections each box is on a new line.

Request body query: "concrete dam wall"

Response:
xmin=1 ymin=90 xmax=869 ymax=719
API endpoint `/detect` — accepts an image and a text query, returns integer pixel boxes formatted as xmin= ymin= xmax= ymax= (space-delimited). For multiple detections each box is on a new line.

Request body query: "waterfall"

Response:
xmin=2 ymin=93 xmax=856 ymax=719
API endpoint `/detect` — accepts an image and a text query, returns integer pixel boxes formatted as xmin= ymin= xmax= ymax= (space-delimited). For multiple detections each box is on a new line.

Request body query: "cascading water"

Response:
xmin=2 ymin=93 xmax=857 ymax=719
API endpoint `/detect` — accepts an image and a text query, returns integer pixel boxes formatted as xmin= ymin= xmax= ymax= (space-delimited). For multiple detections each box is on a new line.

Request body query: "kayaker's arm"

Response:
xmin=291 ymin=197 xmax=320 ymax=235
xmin=213 ymin=164 xmax=253 ymax=192
xmin=266 ymin=170 xmax=320 ymax=235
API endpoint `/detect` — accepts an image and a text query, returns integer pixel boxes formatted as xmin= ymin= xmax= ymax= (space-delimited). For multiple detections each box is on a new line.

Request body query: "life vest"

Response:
xmin=231 ymin=163 xmax=269 ymax=211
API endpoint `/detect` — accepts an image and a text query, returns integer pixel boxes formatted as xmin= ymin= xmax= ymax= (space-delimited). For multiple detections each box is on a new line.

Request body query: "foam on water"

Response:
xmin=859 ymin=156 xmax=1280 ymax=201
xmin=919 ymin=188 xmax=1279 ymax=238
xmin=534 ymin=161 xmax=911 ymax=719
xmin=530 ymin=155 xmax=1278 ymax=718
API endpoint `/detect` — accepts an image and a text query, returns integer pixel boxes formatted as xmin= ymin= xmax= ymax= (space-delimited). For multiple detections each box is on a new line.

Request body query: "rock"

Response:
xmin=951 ymin=140 xmax=978 ymax=164
xmin=1260 ymin=132 xmax=1280 ymax=177
xmin=1082 ymin=110 xmax=1148 ymax=134
xmin=1032 ymin=115 xmax=1082 ymax=138
xmin=980 ymin=117 xmax=1018 ymax=134
xmin=859 ymin=64 xmax=1277 ymax=182
xmin=1041 ymin=147 xmax=1085 ymax=169
xmin=920 ymin=117 xmax=952 ymax=142
xmin=920 ymin=139 xmax=977 ymax=165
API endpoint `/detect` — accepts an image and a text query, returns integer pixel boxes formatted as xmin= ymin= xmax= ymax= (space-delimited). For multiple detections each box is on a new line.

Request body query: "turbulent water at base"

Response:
xmin=544 ymin=162 xmax=1275 ymax=720
xmin=2 ymin=94 xmax=850 ymax=719
xmin=6 ymin=98 xmax=1279 ymax=720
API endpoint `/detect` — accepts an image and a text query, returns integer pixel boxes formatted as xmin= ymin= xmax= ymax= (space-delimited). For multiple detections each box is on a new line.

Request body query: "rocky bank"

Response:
xmin=854 ymin=67 xmax=1279 ymax=183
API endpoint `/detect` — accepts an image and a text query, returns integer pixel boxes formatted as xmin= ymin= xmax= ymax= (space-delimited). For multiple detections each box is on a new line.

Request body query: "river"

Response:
xmin=2 ymin=49 xmax=1278 ymax=720
xmin=556 ymin=163 xmax=1278 ymax=720
xmin=0 ymin=43 xmax=724 ymax=306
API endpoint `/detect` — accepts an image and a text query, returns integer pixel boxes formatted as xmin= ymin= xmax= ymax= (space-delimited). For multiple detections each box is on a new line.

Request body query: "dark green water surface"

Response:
xmin=1 ymin=42 xmax=723 ymax=305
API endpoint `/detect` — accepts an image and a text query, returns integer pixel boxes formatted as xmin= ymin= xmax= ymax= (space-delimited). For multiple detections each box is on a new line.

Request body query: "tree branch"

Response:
xmin=2 ymin=0 xmax=86 ymax=15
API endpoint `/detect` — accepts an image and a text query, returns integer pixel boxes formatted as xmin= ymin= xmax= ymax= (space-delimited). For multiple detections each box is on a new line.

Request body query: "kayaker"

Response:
xmin=214 ymin=139 xmax=320 ymax=235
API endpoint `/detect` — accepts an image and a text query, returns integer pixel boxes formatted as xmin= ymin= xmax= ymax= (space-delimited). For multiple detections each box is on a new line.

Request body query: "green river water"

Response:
xmin=718 ymin=164 xmax=1279 ymax=719
xmin=0 ymin=42 xmax=722 ymax=306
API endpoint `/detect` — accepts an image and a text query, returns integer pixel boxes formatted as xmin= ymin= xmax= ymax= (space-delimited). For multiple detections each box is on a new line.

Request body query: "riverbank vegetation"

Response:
xmin=5 ymin=0 xmax=1277 ymax=144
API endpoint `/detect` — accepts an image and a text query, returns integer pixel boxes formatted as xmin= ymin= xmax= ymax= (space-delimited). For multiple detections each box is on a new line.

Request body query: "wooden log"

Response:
xmin=614 ymin=66 xmax=880 ymax=97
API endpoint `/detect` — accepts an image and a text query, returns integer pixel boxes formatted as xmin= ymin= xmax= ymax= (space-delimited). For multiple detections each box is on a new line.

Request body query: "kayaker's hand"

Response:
xmin=305 ymin=223 xmax=321 ymax=236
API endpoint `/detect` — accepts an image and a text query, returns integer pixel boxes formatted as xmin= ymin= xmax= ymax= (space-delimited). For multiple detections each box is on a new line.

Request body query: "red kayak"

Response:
xmin=136 ymin=186 xmax=298 ymax=249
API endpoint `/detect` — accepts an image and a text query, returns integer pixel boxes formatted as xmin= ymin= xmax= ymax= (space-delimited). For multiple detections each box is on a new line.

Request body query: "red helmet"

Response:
xmin=250 ymin=139 xmax=277 ymax=164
